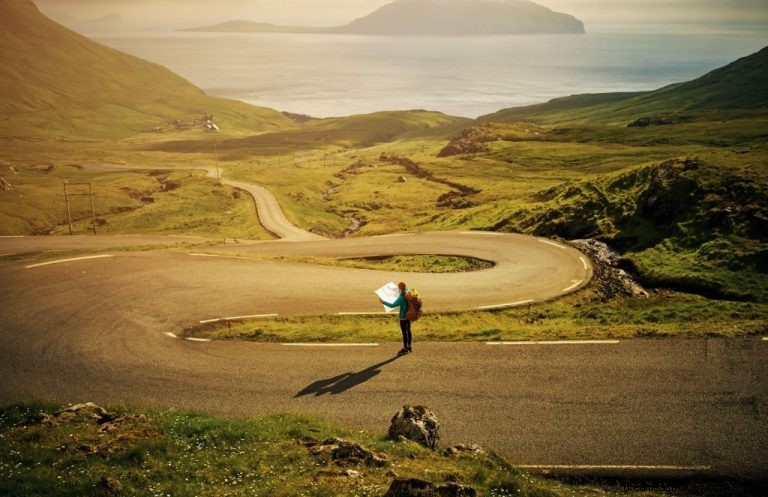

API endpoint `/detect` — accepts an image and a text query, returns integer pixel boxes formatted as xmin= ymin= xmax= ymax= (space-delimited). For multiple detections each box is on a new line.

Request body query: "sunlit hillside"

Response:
xmin=0 ymin=0 xmax=291 ymax=139
xmin=482 ymin=45 xmax=768 ymax=124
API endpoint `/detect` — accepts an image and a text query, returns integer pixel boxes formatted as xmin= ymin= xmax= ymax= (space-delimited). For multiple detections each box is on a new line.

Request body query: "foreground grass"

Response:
xmin=0 ymin=403 xmax=751 ymax=497
xmin=185 ymin=287 xmax=768 ymax=343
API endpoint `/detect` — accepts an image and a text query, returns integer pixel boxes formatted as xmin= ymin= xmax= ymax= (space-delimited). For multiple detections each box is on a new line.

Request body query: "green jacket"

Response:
xmin=382 ymin=293 xmax=409 ymax=320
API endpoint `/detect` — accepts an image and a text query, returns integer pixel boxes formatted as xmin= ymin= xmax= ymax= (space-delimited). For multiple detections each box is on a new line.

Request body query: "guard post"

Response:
xmin=63 ymin=181 xmax=97 ymax=235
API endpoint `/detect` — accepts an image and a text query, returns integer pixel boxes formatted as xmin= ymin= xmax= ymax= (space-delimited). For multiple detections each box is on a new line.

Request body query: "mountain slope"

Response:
xmin=0 ymin=0 xmax=291 ymax=139
xmin=482 ymin=45 xmax=768 ymax=124
xmin=183 ymin=0 xmax=584 ymax=36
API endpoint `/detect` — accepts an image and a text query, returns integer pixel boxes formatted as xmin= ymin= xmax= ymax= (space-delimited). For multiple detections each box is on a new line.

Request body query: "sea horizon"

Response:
xmin=88 ymin=24 xmax=768 ymax=119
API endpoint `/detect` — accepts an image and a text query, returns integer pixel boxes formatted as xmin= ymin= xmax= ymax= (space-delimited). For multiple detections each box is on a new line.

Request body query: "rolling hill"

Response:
xmin=481 ymin=45 xmax=768 ymax=124
xmin=0 ymin=0 xmax=291 ymax=139
xmin=150 ymin=110 xmax=470 ymax=156
xmin=184 ymin=0 xmax=584 ymax=36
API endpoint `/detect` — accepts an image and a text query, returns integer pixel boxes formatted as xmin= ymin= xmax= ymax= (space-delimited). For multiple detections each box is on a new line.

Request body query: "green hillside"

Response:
xmin=150 ymin=110 xmax=469 ymax=156
xmin=484 ymin=157 xmax=768 ymax=300
xmin=0 ymin=0 xmax=291 ymax=139
xmin=482 ymin=45 xmax=768 ymax=124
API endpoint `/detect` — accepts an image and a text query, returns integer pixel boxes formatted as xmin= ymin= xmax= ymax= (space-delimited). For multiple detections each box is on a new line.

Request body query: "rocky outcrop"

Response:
xmin=282 ymin=111 xmax=315 ymax=123
xmin=388 ymin=405 xmax=440 ymax=450
xmin=627 ymin=116 xmax=690 ymax=128
xmin=570 ymin=239 xmax=647 ymax=299
xmin=384 ymin=478 xmax=476 ymax=497
xmin=302 ymin=437 xmax=388 ymax=467
xmin=443 ymin=444 xmax=485 ymax=457
xmin=25 ymin=402 xmax=147 ymax=432
xmin=438 ymin=124 xmax=497 ymax=157
xmin=99 ymin=476 xmax=123 ymax=495
xmin=638 ymin=158 xmax=700 ymax=223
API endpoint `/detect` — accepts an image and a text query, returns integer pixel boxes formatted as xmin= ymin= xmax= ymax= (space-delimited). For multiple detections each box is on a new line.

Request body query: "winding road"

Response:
xmin=1 ymin=170 xmax=766 ymax=479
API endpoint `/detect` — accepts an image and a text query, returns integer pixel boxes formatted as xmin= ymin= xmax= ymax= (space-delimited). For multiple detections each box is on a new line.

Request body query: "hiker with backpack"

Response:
xmin=378 ymin=281 xmax=422 ymax=355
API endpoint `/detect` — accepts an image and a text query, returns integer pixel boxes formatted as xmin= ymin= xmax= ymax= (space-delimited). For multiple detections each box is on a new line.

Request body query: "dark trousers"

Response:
xmin=399 ymin=320 xmax=412 ymax=349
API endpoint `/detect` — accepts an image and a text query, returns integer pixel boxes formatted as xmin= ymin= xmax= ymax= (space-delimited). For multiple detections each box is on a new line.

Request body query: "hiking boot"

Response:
xmin=397 ymin=348 xmax=409 ymax=355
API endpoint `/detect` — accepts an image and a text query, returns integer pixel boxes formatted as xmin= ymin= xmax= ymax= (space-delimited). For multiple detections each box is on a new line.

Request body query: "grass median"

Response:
xmin=184 ymin=287 xmax=768 ymax=343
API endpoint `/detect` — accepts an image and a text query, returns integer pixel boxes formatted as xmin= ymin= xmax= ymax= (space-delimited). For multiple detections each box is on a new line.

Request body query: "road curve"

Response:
xmin=220 ymin=177 xmax=324 ymax=241
xmin=0 ymin=234 xmax=764 ymax=480
xmin=72 ymin=163 xmax=323 ymax=241
xmin=0 ymin=231 xmax=591 ymax=318
xmin=7 ymin=168 xmax=763 ymax=479
xmin=1 ymin=163 xmax=593 ymax=316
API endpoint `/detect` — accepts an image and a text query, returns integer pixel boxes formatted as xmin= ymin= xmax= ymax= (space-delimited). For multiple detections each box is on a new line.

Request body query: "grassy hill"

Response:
xmin=0 ymin=0 xmax=291 ymax=139
xmin=489 ymin=157 xmax=767 ymax=300
xmin=466 ymin=48 xmax=768 ymax=302
xmin=150 ymin=110 xmax=469 ymax=157
xmin=481 ymin=45 xmax=768 ymax=124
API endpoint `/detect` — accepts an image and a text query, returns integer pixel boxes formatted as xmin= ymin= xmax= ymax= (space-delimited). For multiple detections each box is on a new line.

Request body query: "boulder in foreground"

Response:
xmin=388 ymin=405 xmax=441 ymax=450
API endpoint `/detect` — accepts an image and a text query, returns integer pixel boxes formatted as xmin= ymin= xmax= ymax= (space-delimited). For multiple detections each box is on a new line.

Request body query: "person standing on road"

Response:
xmin=379 ymin=281 xmax=412 ymax=355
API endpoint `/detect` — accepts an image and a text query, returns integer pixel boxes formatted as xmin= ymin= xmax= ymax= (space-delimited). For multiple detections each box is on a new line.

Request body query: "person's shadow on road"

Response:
xmin=294 ymin=355 xmax=403 ymax=397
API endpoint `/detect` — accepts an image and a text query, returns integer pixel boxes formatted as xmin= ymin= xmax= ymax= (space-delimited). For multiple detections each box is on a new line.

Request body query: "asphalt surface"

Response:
xmin=1 ymin=171 xmax=765 ymax=480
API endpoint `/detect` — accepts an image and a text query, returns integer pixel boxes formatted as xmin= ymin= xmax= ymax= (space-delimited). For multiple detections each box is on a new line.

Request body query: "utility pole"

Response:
xmin=214 ymin=139 xmax=221 ymax=182
xmin=63 ymin=181 xmax=73 ymax=236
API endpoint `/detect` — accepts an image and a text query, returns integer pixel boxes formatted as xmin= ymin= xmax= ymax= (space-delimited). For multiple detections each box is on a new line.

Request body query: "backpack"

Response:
xmin=404 ymin=289 xmax=423 ymax=322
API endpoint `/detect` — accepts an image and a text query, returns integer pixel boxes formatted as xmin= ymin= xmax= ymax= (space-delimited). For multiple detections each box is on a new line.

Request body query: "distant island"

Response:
xmin=182 ymin=0 xmax=585 ymax=36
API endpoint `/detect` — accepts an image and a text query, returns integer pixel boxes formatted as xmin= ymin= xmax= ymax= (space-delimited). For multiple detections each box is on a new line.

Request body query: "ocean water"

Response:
xmin=93 ymin=28 xmax=768 ymax=118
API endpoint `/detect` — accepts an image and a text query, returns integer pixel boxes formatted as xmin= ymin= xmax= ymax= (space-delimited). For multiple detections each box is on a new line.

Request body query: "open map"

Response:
xmin=375 ymin=282 xmax=400 ymax=312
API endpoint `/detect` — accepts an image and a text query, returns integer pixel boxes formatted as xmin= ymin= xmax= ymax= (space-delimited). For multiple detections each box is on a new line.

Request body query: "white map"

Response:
xmin=375 ymin=282 xmax=400 ymax=313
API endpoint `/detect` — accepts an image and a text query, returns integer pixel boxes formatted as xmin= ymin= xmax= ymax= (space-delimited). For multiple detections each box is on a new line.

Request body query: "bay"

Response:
xmin=93 ymin=28 xmax=768 ymax=118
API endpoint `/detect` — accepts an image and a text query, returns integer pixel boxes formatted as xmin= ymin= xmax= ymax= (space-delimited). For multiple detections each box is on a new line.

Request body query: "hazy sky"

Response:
xmin=36 ymin=0 xmax=768 ymax=28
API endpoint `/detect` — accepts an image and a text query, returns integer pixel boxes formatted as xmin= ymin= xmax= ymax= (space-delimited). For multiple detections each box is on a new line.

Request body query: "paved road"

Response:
xmin=0 ymin=300 xmax=764 ymax=479
xmin=221 ymin=177 xmax=324 ymax=241
xmin=1 ymin=169 xmax=765 ymax=479
xmin=0 ymin=231 xmax=590 ymax=318
xmin=1 ymin=238 xmax=765 ymax=478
